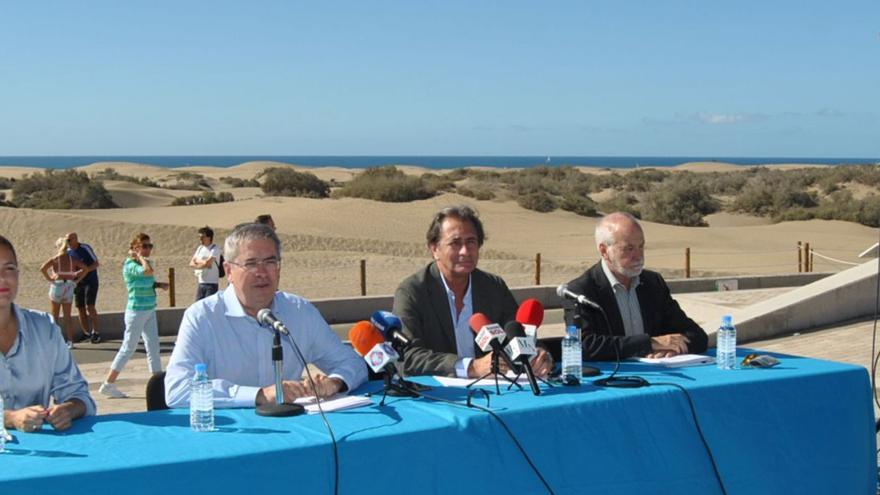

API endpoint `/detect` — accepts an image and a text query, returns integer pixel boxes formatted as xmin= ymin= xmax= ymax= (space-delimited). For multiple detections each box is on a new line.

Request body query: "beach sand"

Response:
xmin=1 ymin=161 xmax=875 ymax=314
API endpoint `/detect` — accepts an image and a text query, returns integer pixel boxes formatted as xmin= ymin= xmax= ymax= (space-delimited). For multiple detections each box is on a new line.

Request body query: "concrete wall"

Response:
xmin=720 ymin=261 xmax=879 ymax=344
xmin=89 ymin=272 xmax=832 ymax=341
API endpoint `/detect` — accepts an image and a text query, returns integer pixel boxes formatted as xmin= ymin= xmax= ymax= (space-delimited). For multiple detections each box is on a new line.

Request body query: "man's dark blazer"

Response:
xmin=392 ymin=262 xmax=518 ymax=376
xmin=563 ymin=261 xmax=708 ymax=361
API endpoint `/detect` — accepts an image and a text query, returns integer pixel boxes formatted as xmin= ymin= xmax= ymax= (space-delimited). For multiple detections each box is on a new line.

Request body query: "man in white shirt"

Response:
xmin=165 ymin=223 xmax=367 ymax=408
xmin=189 ymin=226 xmax=222 ymax=301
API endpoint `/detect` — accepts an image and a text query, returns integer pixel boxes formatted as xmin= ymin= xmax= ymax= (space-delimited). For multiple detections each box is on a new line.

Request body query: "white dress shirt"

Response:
xmin=165 ymin=287 xmax=367 ymax=408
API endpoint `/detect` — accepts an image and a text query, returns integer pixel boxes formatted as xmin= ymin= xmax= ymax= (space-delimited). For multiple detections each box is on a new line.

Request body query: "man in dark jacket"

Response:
xmin=393 ymin=205 xmax=554 ymax=377
xmin=563 ymin=212 xmax=707 ymax=361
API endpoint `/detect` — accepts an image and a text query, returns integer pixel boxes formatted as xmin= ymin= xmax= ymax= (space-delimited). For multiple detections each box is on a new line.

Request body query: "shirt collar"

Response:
xmin=601 ymin=258 xmax=640 ymax=291
xmin=221 ymin=285 xmax=278 ymax=320
xmin=438 ymin=271 xmax=472 ymax=305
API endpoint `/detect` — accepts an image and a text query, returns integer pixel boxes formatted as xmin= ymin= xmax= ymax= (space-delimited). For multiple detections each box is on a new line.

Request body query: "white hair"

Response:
xmin=595 ymin=212 xmax=641 ymax=248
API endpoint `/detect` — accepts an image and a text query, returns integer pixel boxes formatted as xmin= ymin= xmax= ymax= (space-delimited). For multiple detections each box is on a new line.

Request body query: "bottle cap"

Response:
xmin=721 ymin=315 xmax=733 ymax=326
xmin=195 ymin=363 xmax=207 ymax=373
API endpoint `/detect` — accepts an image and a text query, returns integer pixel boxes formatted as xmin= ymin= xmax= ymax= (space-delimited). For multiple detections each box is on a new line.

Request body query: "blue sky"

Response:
xmin=0 ymin=1 xmax=877 ymax=157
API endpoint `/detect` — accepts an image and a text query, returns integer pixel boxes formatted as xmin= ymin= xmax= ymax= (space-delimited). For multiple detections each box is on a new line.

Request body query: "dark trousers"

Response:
xmin=195 ymin=283 xmax=219 ymax=301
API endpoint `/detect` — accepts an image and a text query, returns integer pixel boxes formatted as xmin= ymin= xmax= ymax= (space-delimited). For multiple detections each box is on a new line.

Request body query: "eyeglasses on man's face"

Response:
xmin=228 ymin=256 xmax=281 ymax=272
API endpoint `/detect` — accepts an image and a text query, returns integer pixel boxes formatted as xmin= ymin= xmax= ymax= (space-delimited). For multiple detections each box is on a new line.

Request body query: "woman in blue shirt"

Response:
xmin=0 ymin=235 xmax=95 ymax=432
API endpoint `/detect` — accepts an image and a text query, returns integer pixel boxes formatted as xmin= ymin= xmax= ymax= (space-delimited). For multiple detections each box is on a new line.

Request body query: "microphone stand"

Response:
xmin=508 ymin=361 xmax=554 ymax=392
xmin=378 ymin=347 xmax=431 ymax=404
xmin=467 ymin=351 xmax=521 ymax=395
xmin=256 ymin=328 xmax=305 ymax=417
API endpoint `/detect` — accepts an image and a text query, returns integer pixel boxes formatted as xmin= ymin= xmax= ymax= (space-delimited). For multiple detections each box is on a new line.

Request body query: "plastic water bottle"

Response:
xmin=190 ymin=363 xmax=214 ymax=432
xmin=716 ymin=315 xmax=737 ymax=370
xmin=561 ymin=324 xmax=583 ymax=385
xmin=0 ymin=393 xmax=6 ymax=453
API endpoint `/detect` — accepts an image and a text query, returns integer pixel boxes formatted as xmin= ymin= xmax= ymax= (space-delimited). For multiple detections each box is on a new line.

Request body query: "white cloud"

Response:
xmin=693 ymin=112 xmax=767 ymax=125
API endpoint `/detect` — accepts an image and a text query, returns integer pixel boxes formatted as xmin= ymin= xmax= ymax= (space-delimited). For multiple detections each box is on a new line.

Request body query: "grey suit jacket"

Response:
xmin=392 ymin=262 xmax=518 ymax=376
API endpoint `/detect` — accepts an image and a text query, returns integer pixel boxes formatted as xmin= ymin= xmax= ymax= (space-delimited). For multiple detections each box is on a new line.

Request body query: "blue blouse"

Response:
xmin=0 ymin=305 xmax=96 ymax=416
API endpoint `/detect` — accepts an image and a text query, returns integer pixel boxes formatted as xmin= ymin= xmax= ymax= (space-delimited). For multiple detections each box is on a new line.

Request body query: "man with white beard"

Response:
xmin=562 ymin=212 xmax=707 ymax=361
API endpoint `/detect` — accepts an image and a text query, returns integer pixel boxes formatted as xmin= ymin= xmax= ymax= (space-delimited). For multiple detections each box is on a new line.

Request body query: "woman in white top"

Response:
xmin=40 ymin=237 xmax=86 ymax=348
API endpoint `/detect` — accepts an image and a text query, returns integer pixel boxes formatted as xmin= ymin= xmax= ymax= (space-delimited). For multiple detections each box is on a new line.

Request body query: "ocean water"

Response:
xmin=0 ymin=155 xmax=876 ymax=170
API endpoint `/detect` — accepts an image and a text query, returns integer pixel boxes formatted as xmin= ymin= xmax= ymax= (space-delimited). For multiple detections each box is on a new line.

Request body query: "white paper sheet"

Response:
xmin=630 ymin=354 xmax=715 ymax=368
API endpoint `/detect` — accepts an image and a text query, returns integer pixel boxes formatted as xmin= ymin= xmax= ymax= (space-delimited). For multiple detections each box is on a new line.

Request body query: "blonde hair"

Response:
xmin=55 ymin=236 xmax=69 ymax=256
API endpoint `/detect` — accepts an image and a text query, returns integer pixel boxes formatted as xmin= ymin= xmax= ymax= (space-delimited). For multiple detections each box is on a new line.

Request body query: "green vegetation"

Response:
xmin=91 ymin=167 xmax=160 ymax=187
xmin=640 ymin=175 xmax=718 ymax=226
xmin=261 ymin=167 xmax=329 ymax=198
xmin=0 ymin=177 xmax=16 ymax=189
xmin=517 ymin=191 xmax=557 ymax=212
xmin=598 ymin=192 xmax=641 ymax=218
xmin=457 ymin=184 xmax=496 ymax=201
xmin=420 ymin=173 xmax=456 ymax=195
xmin=171 ymin=191 xmax=235 ymax=206
xmin=161 ymin=172 xmax=212 ymax=190
xmin=219 ymin=176 xmax=260 ymax=188
xmin=334 ymin=166 xmax=432 ymax=202
xmin=12 ymin=170 xmax=117 ymax=209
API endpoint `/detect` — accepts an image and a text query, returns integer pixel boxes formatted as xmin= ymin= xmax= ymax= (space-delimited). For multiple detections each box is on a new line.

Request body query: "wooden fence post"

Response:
xmin=685 ymin=247 xmax=691 ymax=278
xmin=534 ymin=253 xmax=541 ymax=285
xmin=804 ymin=242 xmax=811 ymax=272
xmin=797 ymin=241 xmax=802 ymax=273
xmin=360 ymin=259 xmax=366 ymax=296
xmin=809 ymin=246 xmax=814 ymax=272
xmin=168 ymin=267 xmax=175 ymax=307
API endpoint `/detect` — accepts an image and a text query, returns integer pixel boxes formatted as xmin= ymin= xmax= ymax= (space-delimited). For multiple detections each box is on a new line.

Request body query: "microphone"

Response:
xmin=348 ymin=320 xmax=429 ymax=397
xmin=556 ymin=284 xmax=602 ymax=311
xmin=503 ymin=321 xmax=541 ymax=395
xmin=469 ymin=313 xmax=518 ymax=372
xmin=349 ymin=321 xmax=384 ymax=356
xmin=348 ymin=321 xmax=401 ymax=374
xmin=515 ymin=298 xmax=544 ymax=343
xmin=256 ymin=308 xmax=290 ymax=335
xmin=255 ymin=308 xmax=304 ymax=417
xmin=370 ymin=310 xmax=412 ymax=349
xmin=364 ymin=343 xmax=400 ymax=375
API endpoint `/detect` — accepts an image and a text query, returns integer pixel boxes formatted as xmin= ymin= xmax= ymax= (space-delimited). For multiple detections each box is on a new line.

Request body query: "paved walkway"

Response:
xmin=74 ymin=287 xmax=880 ymax=417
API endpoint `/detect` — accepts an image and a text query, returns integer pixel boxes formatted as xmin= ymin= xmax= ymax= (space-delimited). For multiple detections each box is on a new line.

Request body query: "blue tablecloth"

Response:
xmin=0 ymin=349 xmax=875 ymax=494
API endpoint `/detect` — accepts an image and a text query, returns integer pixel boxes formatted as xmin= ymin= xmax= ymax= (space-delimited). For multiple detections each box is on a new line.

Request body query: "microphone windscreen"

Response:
xmin=469 ymin=313 xmax=492 ymax=334
xmin=503 ymin=321 xmax=526 ymax=339
xmin=370 ymin=310 xmax=402 ymax=335
xmin=516 ymin=299 xmax=544 ymax=327
xmin=348 ymin=321 xmax=385 ymax=356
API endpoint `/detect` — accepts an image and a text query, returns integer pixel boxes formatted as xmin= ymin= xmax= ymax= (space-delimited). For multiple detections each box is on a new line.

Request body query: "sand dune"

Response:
xmin=0 ymin=161 xmax=874 ymax=315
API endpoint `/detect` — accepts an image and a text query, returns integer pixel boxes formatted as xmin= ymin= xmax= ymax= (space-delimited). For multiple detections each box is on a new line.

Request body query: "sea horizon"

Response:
xmin=0 ymin=155 xmax=877 ymax=170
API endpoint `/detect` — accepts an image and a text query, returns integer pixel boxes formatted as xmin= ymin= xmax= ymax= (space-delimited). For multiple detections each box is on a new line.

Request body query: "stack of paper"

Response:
xmin=630 ymin=354 xmax=715 ymax=368
xmin=294 ymin=394 xmax=373 ymax=414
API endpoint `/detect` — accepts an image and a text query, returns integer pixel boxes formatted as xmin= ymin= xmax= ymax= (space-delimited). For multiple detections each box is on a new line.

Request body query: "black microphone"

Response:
xmin=257 ymin=308 xmax=289 ymax=335
xmin=503 ymin=321 xmax=541 ymax=396
xmin=556 ymin=284 xmax=602 ymax=311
